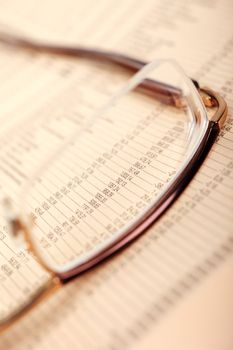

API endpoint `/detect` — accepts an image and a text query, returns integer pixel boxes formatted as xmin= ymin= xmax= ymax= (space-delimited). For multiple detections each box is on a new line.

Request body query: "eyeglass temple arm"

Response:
xmin=0 ymin=30 xmax=201 ymax=107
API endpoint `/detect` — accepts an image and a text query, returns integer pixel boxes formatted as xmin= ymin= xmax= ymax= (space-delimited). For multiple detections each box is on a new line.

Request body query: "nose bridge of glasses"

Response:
xmin=0 ymin=200 xmax=63 ymax=334
xmin=0 ymin=276 xmax=61 ymax=335
xmin=2 ymin=198 xmax=57 ymax=277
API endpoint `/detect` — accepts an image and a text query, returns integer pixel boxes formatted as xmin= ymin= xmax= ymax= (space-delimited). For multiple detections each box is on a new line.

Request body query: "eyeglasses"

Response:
xmin=0 ymin=31 xmax=227 ymax=333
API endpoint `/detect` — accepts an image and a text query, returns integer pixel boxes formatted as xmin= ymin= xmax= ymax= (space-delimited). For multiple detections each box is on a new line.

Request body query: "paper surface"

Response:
xmin=0 ymin=0 xmax=232 ymax=349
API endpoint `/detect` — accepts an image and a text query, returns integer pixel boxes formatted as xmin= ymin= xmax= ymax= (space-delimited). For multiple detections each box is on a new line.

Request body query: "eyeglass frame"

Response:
xmin=0 ymin=31 xmax=228 ymax=332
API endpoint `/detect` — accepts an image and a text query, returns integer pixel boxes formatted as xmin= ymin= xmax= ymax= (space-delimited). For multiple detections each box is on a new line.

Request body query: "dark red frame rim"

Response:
xmin=58 ymin=118 xmax=219 ymax=281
